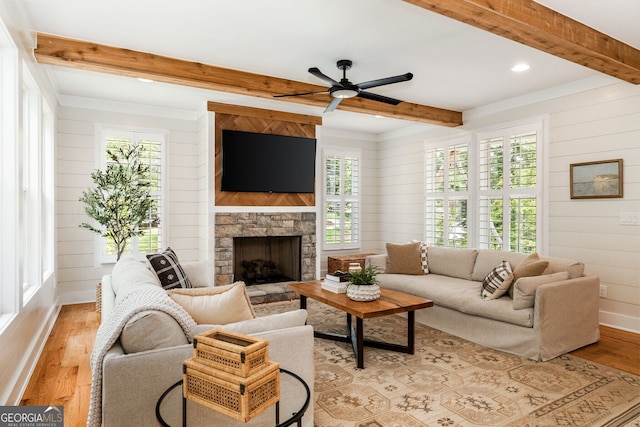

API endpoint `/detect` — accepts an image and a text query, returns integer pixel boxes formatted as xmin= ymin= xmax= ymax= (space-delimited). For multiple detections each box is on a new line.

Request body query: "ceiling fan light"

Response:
xmin=332 ymin=88 xmax=358 ymax=99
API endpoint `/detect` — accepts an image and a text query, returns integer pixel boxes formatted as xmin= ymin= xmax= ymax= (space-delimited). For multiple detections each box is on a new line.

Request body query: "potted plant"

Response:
xmin=346 ymin=266 xmax=381 ymax=301
xmin=79 ymin=144 xmax=158 ymax=261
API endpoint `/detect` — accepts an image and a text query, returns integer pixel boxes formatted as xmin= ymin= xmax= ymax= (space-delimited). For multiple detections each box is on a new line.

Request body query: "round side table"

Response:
xmin=156 ymin=368 xmax=310 ymax=427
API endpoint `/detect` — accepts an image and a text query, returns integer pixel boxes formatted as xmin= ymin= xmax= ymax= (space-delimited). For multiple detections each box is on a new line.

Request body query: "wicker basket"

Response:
xmin=327 ymin=253 xmax=376 ymax=275
xmin=95 ymin=282 xmax=102 ymax=314
xmin=193 ymin=329 xmax=269 ymax=377
xmin=183 ymin=358 xmax=280 ymax=422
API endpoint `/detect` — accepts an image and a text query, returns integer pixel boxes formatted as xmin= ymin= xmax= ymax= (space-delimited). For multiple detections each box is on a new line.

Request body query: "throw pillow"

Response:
xmin=512 ymin=271 xmax=569 ymax=310
xmin=481 ymin=261 xmax=514 ymax=300
xmin=168 ymin=282 xmax=256 ymax=324
xmin=508 ymin=253 xmax=549 ymax=298
xmin=146 ymin=247 xmax=192 ymax=290
xmin=385 ymin=242 xmax=425 ymax=275
xmin=412 ymin=240 xmax=430 ymax=274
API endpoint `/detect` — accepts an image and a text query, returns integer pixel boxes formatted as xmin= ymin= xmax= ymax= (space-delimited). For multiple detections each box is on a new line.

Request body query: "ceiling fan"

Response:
xmin=274 ymin=59 xmax=413 ymax=112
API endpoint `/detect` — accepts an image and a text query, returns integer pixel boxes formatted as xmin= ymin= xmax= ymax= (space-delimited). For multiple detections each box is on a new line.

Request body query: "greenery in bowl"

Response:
xmin=347 ymin=266 xmax=380 ymax=286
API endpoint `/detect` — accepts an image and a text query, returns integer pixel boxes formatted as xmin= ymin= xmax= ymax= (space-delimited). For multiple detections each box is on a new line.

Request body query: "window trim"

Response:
xmin=93 ymin=124 xmax=168 ymax=265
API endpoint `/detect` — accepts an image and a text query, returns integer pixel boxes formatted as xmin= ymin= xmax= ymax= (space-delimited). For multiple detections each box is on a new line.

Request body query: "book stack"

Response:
xmin=322 ymin=271 xmax=351 ymax=293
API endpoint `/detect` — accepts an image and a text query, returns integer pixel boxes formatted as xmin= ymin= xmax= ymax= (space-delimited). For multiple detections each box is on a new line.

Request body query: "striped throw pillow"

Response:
xmin=481 ymin=261 xmax=514 ymax=300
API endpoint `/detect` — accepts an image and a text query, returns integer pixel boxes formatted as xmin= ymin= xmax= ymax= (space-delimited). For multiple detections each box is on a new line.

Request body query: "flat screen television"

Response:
xmin=221 ymin=129 xmax=317 ymax=193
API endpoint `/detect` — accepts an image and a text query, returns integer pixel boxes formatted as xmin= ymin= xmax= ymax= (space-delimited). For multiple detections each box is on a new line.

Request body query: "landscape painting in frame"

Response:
xmin=570 ymin=159 xmax=623 ymax=199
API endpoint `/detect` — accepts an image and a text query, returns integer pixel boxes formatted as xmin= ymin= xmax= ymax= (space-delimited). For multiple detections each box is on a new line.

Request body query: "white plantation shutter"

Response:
xmin=426 ymin=122 xmax=542 ymax=253
xmin=477 ymin=127 xmax=539 ymax=253
xmin=424 ymin=140 xmax=470 ymax=247
xmin=323 ymin=149 xmax=360 ymax=249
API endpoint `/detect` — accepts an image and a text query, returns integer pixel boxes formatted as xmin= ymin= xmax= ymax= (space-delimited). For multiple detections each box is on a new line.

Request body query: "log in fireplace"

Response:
xmin=233 ymin=236 xmax=301 ymax=285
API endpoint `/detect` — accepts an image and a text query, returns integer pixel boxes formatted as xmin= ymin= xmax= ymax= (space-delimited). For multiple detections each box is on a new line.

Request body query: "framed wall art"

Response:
xmin=570 ymin=159 xmax=623 ymax=199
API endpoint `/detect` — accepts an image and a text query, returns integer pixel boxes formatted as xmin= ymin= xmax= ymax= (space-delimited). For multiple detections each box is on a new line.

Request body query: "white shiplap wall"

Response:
xmin=376 ymin=80 xmax=640 ymax=332
xmin=56 ymin=106 xmax=205 ymax=303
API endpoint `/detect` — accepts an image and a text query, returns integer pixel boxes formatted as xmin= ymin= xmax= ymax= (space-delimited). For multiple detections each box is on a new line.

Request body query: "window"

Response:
xmin=425 ymin=139 xmax=471 ymax=247
xmin=425 ymin=121 xmax=543 ymax=252
xmin=21 ymin=65 xmax=42 ymax=300
xmin=478 ymin=127 xmax=540 ymax=253
xmin=0 ymin=28 xmax=19 ymax=316
xmin=323 ymin=148 xmax=360 ymax=250
xmin=97 ymin=127 xmax=166 ymax=263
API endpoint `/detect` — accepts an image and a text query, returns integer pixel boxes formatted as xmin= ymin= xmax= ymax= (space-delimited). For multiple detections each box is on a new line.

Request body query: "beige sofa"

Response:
xmin=367 ymin=246 xmax=600 ymax=361
xmin=96 ymin=258 xmax=314 ymax=427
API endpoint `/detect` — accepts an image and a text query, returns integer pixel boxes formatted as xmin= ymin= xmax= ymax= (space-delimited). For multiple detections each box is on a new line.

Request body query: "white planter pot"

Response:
xmin=346 ymin=284 xmax=381 ymax=302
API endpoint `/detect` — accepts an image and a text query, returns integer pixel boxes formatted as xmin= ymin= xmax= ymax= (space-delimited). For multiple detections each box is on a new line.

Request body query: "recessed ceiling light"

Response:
xmin=138 ymin=77 xmax=154 ymax=83
xmin=511 ymin=63 xmax=530 ymax=72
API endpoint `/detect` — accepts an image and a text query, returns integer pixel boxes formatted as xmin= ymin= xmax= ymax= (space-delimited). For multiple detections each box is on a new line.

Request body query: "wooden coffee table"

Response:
xmin=288 ymin=281 xmax=433 ymax=369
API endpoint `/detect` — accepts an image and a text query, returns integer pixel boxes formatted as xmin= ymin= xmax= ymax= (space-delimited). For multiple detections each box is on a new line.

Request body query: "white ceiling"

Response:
xmin=15 ymin=0 xmax=640 ymax=135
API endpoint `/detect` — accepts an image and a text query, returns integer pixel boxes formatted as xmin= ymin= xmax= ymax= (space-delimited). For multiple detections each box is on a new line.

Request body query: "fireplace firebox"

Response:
xmin=233 ymin=236 xmax=301 ymax=285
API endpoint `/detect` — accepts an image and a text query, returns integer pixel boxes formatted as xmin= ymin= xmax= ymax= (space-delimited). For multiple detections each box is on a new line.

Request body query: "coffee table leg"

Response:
xmin=408 ymin=310 xmax=415 ymax=354
xmin=346 ymin=314 xmax=365 ymax=369
xmin=299 ymin=295 xmax=307 ymax=310
xmin=355 ymin=317 xmax=364 ymax=369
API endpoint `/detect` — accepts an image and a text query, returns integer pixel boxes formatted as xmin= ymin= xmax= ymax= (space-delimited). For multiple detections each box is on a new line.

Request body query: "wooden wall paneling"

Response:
xmin=210 ymin=104 xmax=320 ymax=206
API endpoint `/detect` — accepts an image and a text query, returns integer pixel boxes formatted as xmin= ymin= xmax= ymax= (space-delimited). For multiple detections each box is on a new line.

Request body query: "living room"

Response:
xmin=0 ymin=0 xmax=639 ymax=424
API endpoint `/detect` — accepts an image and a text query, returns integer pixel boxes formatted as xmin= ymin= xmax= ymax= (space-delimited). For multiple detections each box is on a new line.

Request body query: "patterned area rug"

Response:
xmin=254 ymin=300 xmax=640 ymax=427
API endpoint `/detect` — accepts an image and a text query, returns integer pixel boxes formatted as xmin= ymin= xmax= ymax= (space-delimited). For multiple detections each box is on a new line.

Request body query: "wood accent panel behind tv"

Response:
xmin=210 ymin=102 xmax=321 ymax=206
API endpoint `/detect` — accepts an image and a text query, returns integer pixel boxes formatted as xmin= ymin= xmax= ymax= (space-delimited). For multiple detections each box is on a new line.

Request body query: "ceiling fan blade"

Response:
xmin=356 ymin=72 xmax=413 ymax=90
xmin=357 ymin=91 xmax=403 ymax=105
xmin=324 ymin=96 xmax=343 ymax=113
xmin=308 ymin=67 xmax=343 ymax=87
xmin=273 ymin=90 xmax=328 ymax=98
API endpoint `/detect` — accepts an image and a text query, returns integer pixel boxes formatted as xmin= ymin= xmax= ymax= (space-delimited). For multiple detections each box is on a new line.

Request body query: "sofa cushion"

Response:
xmin=377 ymin=273 xmax=534 ymax=327
xmin=146 ymin=247 xmax=192 ymax=290
xmin=168 ymin=282 xmax=256 ymax=324
xmin=386 ymin=242 xmax=424 ymax=275
xmin=120 ymin=310 xmax=189 ymax=353
xmin=366 ymin=254 xmax=388 ymax=272
xmin=190 ymin=309 xmax=308 ymax=337
xmin=481 ymin=261 xmax=514 ymax=300
xmin=471 ymin=250 xmax=528 ymax=282
xmin=427 ymin=246 xmax=478 ymax=280
xmin=513 ymin=271 xmax=569 ymax=310
xmin=541 ymin=256 xmax=585 ymax=278
xmin=181 ymin=260 xmax=212 ymax=288
xmin=509 ymin=253 xmax=549 ymax=297
xmin=111 ymin=257 xmax=161 ymax=296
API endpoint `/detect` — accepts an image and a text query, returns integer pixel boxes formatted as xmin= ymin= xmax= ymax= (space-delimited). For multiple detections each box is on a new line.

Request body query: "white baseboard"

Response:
xmin=4 ymin=304 xmax=60 ymax=405
xmin=600 ymin=310 xmax=640 ymax=334
xmin=57 ymin=289 xmax=97 ymax=306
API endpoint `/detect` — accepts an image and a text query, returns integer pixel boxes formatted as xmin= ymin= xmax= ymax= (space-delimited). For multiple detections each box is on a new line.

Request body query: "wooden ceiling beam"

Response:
xmin=404 ymin=0 xmax=640 ymax=85
xmin=34 ymin=33 xmax=462 ymax=127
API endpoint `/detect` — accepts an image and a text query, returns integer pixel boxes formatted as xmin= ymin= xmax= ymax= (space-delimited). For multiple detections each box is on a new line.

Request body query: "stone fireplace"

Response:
xmin=214 ymin=212 xmax=316 ymax=285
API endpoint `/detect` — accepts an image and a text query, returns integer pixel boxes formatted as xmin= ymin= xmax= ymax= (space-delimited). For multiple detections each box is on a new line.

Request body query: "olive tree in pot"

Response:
xmin=79 ymin=145 xmax=158 ymax=261
xmin=346 ymin=266 xmax=381 ymax=301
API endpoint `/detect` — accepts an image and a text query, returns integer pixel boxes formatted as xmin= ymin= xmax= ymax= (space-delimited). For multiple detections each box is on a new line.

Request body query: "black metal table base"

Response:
xmin=299 ymin=295 xmax=416 ymax=369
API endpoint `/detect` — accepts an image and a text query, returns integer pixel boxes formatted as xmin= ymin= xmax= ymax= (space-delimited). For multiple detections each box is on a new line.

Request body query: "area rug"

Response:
xmin=254 ymin=300 xmax=640 ymax=427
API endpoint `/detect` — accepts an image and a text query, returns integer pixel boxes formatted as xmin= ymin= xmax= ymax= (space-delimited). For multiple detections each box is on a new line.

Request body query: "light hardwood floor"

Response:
xmin=20 ymin=303 xmax=640 ymax=427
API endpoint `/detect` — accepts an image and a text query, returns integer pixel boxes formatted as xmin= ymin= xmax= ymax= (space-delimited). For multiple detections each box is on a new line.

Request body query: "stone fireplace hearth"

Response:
xmin=214 ymin=212 xmax=316 ymax=287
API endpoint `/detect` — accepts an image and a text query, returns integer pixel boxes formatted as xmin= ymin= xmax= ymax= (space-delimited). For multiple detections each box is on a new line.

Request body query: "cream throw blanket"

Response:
xmin=87 ymin=285 xmax=197 ymax=427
